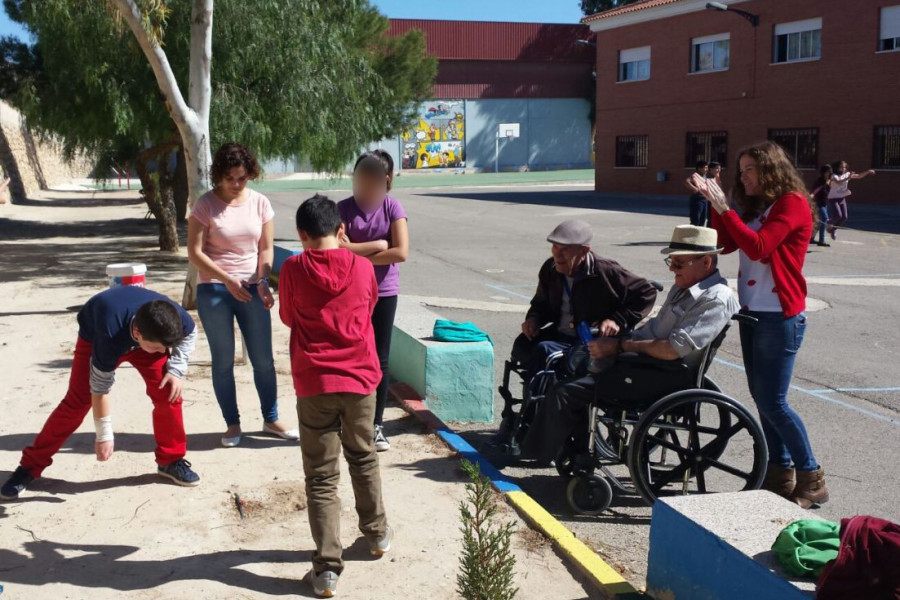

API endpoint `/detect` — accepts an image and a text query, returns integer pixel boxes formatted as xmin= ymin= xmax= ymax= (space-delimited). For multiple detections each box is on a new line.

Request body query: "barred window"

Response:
xmin=768 ymin=128 xmax=818 ymax=169
xmin=875 ymin=126 xmax=900 ymax=169
xmin=685 ymin=131 xmax=728 ymax=167
xmin=616 ymin=135 xmax=649 ymax=168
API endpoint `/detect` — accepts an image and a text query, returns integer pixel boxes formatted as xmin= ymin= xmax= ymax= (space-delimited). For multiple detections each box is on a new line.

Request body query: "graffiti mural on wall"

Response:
xmin=400 ymin=101 xmax=465 ymax=170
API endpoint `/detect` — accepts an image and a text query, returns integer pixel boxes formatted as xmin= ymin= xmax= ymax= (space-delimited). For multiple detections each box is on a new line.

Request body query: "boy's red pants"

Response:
xmin=20 ymin=337 xmax=187 ymax=478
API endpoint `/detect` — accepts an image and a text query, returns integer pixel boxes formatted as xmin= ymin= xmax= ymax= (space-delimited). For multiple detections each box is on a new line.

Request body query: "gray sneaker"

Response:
xmin=374 ymin=425 xmax=390 ymax=452
xmin=367 ymin=525 xmax=393 ymax=557
xmin=305 ymin=569 xmax=339 ymax=597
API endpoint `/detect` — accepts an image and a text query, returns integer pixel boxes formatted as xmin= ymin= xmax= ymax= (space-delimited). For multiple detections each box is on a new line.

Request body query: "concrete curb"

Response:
xmin=389 ymin=382 xmax=648 ymax=599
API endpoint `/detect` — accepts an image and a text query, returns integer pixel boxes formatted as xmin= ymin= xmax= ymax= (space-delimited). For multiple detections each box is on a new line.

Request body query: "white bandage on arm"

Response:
xmin=94 ymin=415 xmax=114 ymax=442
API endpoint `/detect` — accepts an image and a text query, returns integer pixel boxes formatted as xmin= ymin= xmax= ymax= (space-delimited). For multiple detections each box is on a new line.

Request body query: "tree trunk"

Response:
xmin=136 ymin=142 xmax=180 ymax=252
xmin=173 ymin=145 xmax=189 ymax=222
xmin=179 ymin=0 xmax=214 ymax=309
xmin=113 ymin=0 xmax=213 ymax=308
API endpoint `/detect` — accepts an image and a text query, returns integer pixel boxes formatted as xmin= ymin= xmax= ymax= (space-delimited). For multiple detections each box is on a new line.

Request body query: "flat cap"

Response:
xmin=547 ymin=220 xmax=593 ymax=246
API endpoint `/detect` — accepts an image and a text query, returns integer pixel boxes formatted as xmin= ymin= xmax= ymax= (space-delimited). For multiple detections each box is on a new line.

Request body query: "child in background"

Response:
xmin=826 ymin=160 xmax=875 ymax=239
xmin=339 ymin=151 xmax=409 ymax=452
xmin=279 ymin=195 xmax=391 ymax=598
xmin=686 ymin=160 xmax=710 ymax=226
xmin=810 ymin=164 xmax=833 ymax=247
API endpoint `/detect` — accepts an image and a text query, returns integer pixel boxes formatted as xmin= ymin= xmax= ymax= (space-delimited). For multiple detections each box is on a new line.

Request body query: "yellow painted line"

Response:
xmin=506 ymin=490 xmax=646 ymax=598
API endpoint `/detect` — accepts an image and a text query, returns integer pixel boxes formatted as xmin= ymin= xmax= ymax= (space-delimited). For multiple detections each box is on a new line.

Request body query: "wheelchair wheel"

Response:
xmin=646 ymin=401 xmax=731 ymax=482
xmin=566 ymin=474 xmax=613 ymax=515
xmin=627 ymin=391 xmax=767 ymax=506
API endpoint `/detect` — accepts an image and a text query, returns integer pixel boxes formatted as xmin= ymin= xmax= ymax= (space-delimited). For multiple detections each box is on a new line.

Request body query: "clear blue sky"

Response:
xmin=371 ymin=0 xmax=584 ymax=24
xmin=0 ymin=12 xmax=29 ymax=41
xmin=0 ymin=2 xmax=584 ymax=43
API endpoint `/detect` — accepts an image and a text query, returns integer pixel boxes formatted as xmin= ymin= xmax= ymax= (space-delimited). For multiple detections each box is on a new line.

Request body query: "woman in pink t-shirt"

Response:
xmin=188 ymin=143 xmax=298 ymax=447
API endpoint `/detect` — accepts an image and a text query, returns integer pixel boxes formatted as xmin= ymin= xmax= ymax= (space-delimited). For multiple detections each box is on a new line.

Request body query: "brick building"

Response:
xmin=584 ymin=0 xmax=900 ymax=205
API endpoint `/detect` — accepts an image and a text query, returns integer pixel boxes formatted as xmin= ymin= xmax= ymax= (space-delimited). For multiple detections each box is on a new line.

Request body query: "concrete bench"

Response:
xmin=646 ymin=490 xmax=825 ymax=600
xmin=389 ymin=296 xmax=494 ymax=423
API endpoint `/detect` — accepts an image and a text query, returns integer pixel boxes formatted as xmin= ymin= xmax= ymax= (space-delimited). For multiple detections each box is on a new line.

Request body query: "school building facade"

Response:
xmin=584 ymin=0 xmax=900 ymax=205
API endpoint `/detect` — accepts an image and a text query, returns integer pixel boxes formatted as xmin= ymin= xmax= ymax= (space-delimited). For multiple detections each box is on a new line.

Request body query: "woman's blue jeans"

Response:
xmin=197 ymin=283 xmax=278 ymax=427
xmin=739 ymin=311 xmax=817 ymax=471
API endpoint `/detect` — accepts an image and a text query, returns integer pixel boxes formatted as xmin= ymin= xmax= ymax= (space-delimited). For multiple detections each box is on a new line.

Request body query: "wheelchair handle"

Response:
xmin=649 ymin=280 xmax=664 ymax=292
xmin=732 ymin=313 xmax=759 ymax=326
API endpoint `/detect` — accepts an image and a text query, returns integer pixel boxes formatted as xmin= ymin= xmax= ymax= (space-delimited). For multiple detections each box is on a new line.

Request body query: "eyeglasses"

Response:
xmin=664 ymin=257 xmax=696 ymax=269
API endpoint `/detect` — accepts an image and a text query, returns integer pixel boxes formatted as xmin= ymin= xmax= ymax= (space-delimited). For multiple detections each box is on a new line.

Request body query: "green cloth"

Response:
xmin=772 ymin=519 xmax=840 ymax=578
xmin=432 ymin=319 xmax=493 ymax=346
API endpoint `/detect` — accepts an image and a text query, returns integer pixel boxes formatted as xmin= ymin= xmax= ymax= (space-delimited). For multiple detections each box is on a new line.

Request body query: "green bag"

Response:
xmin=432 ymin=319 xmax=493 ymax=346
xmin=771 ymin=519 xmax=840 ymax=578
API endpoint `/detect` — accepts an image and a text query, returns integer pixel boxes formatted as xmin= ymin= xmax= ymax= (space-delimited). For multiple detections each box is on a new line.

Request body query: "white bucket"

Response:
xmin=106 ymin=263 xmax=147 ymax=288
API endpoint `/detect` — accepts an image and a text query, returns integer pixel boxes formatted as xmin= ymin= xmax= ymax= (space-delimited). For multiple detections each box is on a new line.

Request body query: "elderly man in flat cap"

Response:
xmin=503 ymin=220 xmax=657 ymax=422
xmin=522 ymin=225 xmax=740 ymax=465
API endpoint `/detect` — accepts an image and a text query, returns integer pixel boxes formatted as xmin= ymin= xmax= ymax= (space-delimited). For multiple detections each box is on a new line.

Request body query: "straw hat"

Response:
xmin=660 ymin=225 xmax=723 ymax=256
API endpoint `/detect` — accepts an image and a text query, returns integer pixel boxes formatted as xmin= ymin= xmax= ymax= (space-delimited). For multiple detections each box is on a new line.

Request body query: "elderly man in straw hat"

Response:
xmin=522 ymin=225 xmax=740 ymax=465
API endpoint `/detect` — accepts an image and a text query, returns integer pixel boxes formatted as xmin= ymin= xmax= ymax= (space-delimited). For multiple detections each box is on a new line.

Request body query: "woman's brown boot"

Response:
xmin=791 ymin=467 xmax=829 ymax=509
xmin=762 ymin=463 xmax=795 ymax=498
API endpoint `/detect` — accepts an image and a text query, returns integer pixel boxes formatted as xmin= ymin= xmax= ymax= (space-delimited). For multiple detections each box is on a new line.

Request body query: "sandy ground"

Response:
xmin=0 ymin=190 xmax=602 ymax=599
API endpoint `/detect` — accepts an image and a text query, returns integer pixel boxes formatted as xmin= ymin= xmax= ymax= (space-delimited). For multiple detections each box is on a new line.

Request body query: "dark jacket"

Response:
xmin=525 ymin=252 xmax=657 ymax=333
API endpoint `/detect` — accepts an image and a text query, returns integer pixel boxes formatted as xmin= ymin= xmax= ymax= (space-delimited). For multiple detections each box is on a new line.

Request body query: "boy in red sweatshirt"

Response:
xmin=278 ymin=194 xmax=391 ymax=598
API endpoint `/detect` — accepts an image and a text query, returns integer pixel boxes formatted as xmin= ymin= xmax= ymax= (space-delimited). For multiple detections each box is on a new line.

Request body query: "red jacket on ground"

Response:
xmin=712 ymin=191 xmax=812 ymax=317
xmin=278 ymin=248 xmax=381 ymax=398
xmin=817 ymin=515 xmax=900 ymax=600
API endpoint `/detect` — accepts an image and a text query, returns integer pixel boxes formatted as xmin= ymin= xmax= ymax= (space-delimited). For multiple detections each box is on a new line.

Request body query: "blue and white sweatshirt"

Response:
xmin=77 ymin=286 xmax=197 ymax=395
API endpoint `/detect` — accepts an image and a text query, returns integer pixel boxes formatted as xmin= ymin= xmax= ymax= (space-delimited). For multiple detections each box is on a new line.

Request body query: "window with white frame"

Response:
xmin=691 ymin=33 xmax=730 ymax=73
xmin=880 ymin=5 xmax=900 ymax=51
xmin=773 ymin=18 xmax=822 ymax=63
xmin=618 ymin=46 xmax=651 ymax=82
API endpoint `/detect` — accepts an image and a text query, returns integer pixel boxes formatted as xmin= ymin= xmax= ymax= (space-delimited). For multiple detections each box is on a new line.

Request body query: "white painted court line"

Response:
xmin=713 ymin=358 xmax=898 ymax=426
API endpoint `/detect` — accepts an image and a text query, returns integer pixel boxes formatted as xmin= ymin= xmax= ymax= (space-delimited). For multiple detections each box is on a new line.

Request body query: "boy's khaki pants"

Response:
xmin=297 ymin=392 xmax=388 ymax=574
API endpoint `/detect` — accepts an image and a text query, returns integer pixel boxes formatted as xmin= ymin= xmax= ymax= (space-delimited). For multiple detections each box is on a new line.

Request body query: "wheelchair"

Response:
xmin=498 ymin=313 xmax=768 ymax=515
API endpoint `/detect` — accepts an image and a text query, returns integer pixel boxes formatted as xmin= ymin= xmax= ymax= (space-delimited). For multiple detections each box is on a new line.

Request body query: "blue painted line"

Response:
xmin=436 ymin=430 xmax=523 ymax=493
xmin=485 ymin=283 xmax=533 ymax=301
xmin=713 ymin=358 xmax=898 ymax=426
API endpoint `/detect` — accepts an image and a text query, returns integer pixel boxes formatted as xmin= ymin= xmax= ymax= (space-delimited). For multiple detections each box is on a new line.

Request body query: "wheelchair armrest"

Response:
xmin=732 ymin=313 xmax=758 ymax=326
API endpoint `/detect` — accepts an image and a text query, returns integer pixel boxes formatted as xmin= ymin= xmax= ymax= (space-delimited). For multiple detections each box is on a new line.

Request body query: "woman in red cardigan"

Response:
xmin=702 ymin=141 xmax=828 ymax=509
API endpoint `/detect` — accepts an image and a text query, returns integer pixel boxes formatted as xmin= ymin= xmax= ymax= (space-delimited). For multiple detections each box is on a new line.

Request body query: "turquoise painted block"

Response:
xmin=423 ymin=341 xmax=493 ymax=422
xmin=388 ymin=297 xmax=494 ymax=423
xmin=388 ymin=326 xmax=428 ymax=399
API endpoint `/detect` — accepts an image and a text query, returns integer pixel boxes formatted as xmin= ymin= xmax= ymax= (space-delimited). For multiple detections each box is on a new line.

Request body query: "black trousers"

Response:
xmin=689 ymin=194 xmax=709 ymax=227
xmin=521 ymin=355 xmax=692 ymax=465
xmin=372 ymin=295 xmax=398 ymax=427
